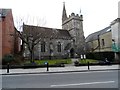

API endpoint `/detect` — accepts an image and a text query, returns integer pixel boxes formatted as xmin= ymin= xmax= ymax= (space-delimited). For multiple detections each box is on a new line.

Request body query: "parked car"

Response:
xmin=98 ymin=59 xmax=111 ymax=65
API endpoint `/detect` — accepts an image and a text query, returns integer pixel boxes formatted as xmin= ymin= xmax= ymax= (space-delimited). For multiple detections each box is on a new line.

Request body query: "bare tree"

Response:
xmin=15 ymin=16 xmax=46 ymax=63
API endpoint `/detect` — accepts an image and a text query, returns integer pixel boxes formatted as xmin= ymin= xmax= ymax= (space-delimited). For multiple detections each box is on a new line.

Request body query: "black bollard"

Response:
xmin=7 ymin=63 xmax=9 ymax=73
xmin=47 ymin=62 xmax=49 ymax=71
xmin=88 ymin=62 xmax=90 ymax=70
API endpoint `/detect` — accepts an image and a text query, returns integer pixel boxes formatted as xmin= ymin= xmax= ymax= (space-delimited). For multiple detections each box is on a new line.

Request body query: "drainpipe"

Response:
xmin=98 ymin=35 xmax=100 ymax=60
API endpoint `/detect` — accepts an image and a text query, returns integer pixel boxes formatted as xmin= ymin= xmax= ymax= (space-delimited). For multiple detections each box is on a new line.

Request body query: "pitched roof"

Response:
xmin=85 ymin=26 xmax=111 ymax=42
xmin=111 ymin=18 xmax=120 ymax=25
xmin=23 ymin=24 xmax=72 ymax=40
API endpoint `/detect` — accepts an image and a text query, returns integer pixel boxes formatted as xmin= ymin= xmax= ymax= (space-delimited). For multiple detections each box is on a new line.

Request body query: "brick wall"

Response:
xmin=1 ymin=9 xmax=20 ymax=60
xmin=0 ymin=16 xmax=2 ymax=63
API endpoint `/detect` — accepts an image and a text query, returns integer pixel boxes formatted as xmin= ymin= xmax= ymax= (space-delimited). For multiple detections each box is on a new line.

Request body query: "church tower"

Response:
xmin=62 ymin=3 xmax=85 ymax=56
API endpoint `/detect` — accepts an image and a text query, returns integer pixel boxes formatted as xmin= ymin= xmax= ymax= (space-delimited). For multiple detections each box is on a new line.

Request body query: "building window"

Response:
xmin=50 ymin=42 xmax=53 ymax=50
xmin=41 ymin=42 xmax=46 ymax=52
xmin=102 ymin=39 xmax=105 ymax=46
xmin=57 ymin=42 xmax=61 ymax=52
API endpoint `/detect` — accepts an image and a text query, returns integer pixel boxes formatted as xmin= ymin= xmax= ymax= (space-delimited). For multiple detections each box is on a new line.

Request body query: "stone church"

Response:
xmin=23 ymin=3 xmax=85 ymax=59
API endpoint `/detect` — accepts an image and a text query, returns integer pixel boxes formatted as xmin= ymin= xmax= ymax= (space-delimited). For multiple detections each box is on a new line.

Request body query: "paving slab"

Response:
xmin=1 ymin=65 xmax=120 ymax=75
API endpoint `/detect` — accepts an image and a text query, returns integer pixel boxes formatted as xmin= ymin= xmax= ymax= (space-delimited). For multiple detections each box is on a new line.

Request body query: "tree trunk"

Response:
xmin=30 ymin=51 xmax=34 ymax=63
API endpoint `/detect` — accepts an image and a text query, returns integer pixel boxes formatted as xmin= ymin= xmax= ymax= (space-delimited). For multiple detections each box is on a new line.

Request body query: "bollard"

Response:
xmin=47 ymin=62 xmax=49 ymax=71
xmin=88 ymin=62 xmax=90 ymax=70
xmin=7 ymin=63 xmax=9 ymax=73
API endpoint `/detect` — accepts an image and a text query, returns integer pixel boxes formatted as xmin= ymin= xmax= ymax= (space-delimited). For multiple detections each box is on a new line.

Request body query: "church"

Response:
xmin=23 ymin=3 xmax=85 ymax=59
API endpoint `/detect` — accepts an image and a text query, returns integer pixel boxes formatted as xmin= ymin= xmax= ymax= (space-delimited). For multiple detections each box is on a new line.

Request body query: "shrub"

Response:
xmin=2 ymin=54 xmax=14 ymax=65
xmin=74 ymin=61 xmax=80 ymax=66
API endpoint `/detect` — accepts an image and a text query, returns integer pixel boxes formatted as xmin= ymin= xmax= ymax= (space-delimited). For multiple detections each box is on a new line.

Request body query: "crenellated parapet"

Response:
xmin=69 ymin=12 xmax=83 ymax=19
xmin=62 ymin=13 xmax=83 ymax=26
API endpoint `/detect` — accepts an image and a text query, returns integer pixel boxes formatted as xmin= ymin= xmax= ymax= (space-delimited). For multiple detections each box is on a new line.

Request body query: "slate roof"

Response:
xmin=111 ymin=18 xmax=120 ymax=25
xmin=85 ymin=26 xmax=111 ymax=42
xmin=0 ymin=9 xmax=11 ymax=17
xmin=23 ymin=24 xmax=72 ymax=40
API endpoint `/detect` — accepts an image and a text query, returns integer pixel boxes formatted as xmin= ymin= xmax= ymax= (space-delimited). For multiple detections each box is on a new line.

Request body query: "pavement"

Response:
xmin=1 ymin=64 xmax=120 ymax=75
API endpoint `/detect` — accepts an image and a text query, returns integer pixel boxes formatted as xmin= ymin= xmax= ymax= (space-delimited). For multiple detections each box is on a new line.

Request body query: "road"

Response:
xmin=2 ymin=70 xmax=119 ymax=88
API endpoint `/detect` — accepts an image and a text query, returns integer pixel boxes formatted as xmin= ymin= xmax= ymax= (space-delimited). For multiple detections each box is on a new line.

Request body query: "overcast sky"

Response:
xmin=0 ymin=0 xmax=119 ymax=37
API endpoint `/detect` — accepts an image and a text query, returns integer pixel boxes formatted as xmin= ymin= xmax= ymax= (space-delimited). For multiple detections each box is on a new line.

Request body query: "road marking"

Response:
xmin=50 ymin=81 xmax=115 ymax=87
xmin=2 ymin=70 xmax=117 ymax=77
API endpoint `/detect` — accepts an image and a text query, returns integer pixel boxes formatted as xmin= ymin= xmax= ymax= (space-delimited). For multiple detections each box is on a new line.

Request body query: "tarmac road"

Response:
xmin=2 ymin=70 xmax=119 ymax=88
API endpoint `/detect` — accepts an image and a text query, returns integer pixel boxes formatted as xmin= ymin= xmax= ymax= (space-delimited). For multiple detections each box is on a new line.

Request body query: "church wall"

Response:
xmin=26 ymin=38 xmax=72 ymax=60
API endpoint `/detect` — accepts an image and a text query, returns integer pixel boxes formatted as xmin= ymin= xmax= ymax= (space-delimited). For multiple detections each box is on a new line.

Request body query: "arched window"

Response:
xmin=41 ymin=42 xmax=45 ymax=52
xmin=57 ymin=42 xmax=61 ymax=52
xmin=50 ymin=42 xmax=53 ymax=50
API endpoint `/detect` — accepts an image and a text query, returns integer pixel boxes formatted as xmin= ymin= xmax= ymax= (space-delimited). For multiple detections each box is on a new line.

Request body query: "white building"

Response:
xmin=111 ymin=18 xmax=120 ymax=60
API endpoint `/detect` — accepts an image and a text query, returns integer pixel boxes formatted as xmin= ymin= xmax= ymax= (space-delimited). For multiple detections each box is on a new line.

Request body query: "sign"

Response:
xmin=112 ymin=43 xmax=120 ymax=52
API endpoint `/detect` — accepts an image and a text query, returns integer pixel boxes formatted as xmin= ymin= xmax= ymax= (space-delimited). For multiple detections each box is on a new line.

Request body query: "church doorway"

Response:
xmin=70 ymin=48 xmax=74 ymax=58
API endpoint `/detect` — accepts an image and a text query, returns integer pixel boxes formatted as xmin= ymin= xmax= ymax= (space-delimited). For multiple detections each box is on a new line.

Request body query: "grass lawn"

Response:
xmin=24 ymin=59 xmax=72 ymax=65
xmin=79 ymin=59 xmax=99 ymax=64
xmin=23 ymin=59 xmax=98 ymax=65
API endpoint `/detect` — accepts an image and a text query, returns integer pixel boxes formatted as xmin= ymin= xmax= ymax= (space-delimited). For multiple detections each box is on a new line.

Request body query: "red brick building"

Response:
xmin=0 ymin=9 xmax=20 ymax=63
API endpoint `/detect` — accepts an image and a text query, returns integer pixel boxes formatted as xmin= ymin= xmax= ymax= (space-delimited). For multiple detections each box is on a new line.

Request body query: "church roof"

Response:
xmin=85 ymin=26 xmax=111 ymax=42
xmin=23 ymin=24 xmax=72 ymax=40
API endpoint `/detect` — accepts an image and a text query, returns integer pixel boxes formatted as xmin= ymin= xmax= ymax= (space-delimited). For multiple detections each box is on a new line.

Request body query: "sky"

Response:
xmin=0 ymin=0 xmax=119 ymax=37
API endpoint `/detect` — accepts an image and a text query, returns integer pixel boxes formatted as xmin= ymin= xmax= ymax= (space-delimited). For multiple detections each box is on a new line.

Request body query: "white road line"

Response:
xmin=2 ymin=70 xmax=117 ymax=77
xmin=50 ymin=81 xmax=115 ymax=87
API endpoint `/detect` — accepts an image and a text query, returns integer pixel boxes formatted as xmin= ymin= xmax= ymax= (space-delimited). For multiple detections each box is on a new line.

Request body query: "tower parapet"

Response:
xmin=62 ymin=12 xmax=83 ymax=27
